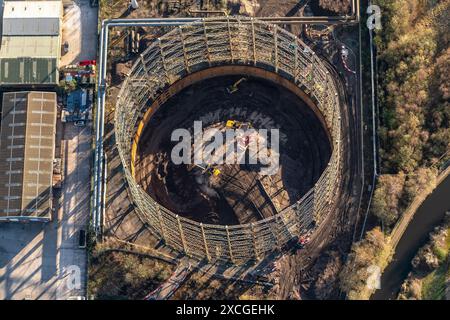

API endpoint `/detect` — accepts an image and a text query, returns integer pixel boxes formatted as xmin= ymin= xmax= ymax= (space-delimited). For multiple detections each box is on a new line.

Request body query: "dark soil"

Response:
xmin=135 ymin=75 xmax=331 ymax=225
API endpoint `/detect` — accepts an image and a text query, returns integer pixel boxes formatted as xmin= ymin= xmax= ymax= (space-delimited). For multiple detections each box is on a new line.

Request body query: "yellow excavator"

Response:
xmin=195 ymin=163 xmax=222 ymax=177
xmin=226 ymin=120 xmax=252 ymax=130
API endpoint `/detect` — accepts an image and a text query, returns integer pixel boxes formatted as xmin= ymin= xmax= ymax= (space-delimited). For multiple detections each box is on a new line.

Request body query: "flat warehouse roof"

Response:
xmin=2 ymin=1 xmax=62 ymax=19
xmin=2 ymin=18 xmax=60 ymax=36
xmin=0 ymin=36 xmax=60 ymax=58
xmin=0 ymin=58 xmax=58 ymax=85
xmin=1 ymin=1 xmax=62 ymax=36
xmin=0 ymin=91 xmax=57 ymax=221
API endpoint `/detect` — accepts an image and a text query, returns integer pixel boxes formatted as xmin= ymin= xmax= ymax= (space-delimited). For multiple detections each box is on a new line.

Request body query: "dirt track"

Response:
xmin=274 ymin=50 xmax=363 ymax=300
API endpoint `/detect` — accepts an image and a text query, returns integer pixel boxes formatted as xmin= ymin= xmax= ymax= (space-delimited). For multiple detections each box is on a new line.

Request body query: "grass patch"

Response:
xmin=433 ymin=226 xmax=450 ymax=262
xmin=421 ymin=261 xmax=448 ymax=300
xmin=423 ymin=227 xmax=449 ymax=300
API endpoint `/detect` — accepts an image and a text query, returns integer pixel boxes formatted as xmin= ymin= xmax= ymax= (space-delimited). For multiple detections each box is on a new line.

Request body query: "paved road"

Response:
xmin=0 ymin=123 xmax=91 ymax=300
xmin=60 ymin=0 xmax=98 ymax=67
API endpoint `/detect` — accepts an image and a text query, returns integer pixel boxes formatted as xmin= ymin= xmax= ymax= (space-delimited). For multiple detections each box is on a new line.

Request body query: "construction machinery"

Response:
xmin=227 ymin=78 xmax=247 ymax=94
xmin=195 ymin=163 xmax=222 ymax=177
xmin=225 ymin=120 xmax=252 ymax=130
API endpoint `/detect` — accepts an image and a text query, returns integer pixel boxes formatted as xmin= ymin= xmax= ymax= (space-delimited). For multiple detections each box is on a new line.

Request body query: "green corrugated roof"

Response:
xmin=0 ymin=57 xmax=58 ymax=85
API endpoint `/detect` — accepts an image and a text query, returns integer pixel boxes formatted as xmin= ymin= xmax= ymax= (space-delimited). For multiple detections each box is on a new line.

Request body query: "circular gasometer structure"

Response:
xmin=115 ymin=16 xmax=342 ymax=264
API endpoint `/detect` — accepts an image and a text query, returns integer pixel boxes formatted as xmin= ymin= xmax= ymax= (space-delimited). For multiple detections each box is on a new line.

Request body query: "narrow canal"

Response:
xmin=372 ymin=174 xmax=450 ymax=300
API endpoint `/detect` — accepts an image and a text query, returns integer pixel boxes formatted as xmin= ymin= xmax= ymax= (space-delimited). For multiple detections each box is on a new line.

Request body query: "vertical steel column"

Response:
xmin=324 ymin=71 xmax=331 ymax=122
xmin=140 ymin=54 xmax=148 ymax=74
xmin=227 ymin=16 xmax=234 ymax=63
xmin=202 ymin=19 xmax=212 ymax=66
xmin=275 ymin=216 xmax=283 ymax=250
xmin=274 ymin=27 xmax=279 ymax=72
xmin=200 ymin=223 xmax=211 ymax=261
xmin=326 ymin=162 xmax=333 ymax=205
xmin=156 ymin=204 xmax=167 ymax=241
xmin=225 ymin=226 xmax=234 ymax=263
xmin=313 ymin=182 xmax=318 ymax=221
xmin=139 ymin=53 xmax=151 ymax=95
xmin=158 ymin=38 xmax=170 ymax=83
xmin=251 ymin=18 xmax=257 ymax=66
xmin=250 ymin=223 xmax=260 ymax=260
xmin=294 ymin=42 xmax=299 ymax=83
xmin=177 ymin=215 xmax=188 ymax=255
xmin=178 ymin=26 xmax=190 ymax=73
xmin=310 ymin=52 xmax=316 ymax=89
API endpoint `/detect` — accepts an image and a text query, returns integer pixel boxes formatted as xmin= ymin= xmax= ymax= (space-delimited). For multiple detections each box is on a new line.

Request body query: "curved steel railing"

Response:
xmin=115 ymin=16 xmax=342 ymax=264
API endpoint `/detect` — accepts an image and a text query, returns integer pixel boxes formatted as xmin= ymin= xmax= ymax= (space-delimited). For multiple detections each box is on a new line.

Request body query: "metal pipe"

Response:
xmin=94 ymin=18 xmax=205 ymax=237
xmin=105 ymin=18 xmax=356 ymax=26
xmin=188 ymin=10 xmax=228 ymax=17
xmin=98 ymin=23 xmax=109 ymax=234
xmin=100 ymin=0 xmax=361 ymax=26
xmin=93 ymin=20 xmax=104 ymax=234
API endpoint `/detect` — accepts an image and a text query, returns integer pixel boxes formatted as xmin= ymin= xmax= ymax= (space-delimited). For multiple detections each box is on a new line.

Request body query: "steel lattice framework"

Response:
xmin=114 ymin=16 xmax=342 ymax=264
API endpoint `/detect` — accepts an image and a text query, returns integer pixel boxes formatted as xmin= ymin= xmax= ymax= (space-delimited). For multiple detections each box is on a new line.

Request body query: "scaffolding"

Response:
xmin=114 ymin=16 xmax=342 ymax=264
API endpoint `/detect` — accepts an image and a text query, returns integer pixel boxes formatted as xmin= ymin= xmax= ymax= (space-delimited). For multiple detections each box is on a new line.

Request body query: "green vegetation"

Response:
xmin=371 ymin=173 xmax=406 ymax=226
xmin=432 ymin=226 xmax=449 ymax=262
xmin=398 ymin=216 xmax=449 ymax=300
xmin=423 ymin=224 xmax=450 ymax=300
xmin=358 ymin=0 xmax=450 ymax=300
xmin=371 ymin=168 xmax=438 ymax=227
xmin=371 ymin=0 xmax=450 ymax=227
xmin=340 ymin=228 xmax=393 ymax=300
xmin=58 ymin=79 xmax=78 ymax=93
xmin=421 ymin=261 xmax=448 ymax=300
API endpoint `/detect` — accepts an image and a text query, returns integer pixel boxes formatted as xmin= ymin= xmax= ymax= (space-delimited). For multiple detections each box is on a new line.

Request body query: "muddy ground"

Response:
xmin=135 ymin=76 xmax=331 ymax=225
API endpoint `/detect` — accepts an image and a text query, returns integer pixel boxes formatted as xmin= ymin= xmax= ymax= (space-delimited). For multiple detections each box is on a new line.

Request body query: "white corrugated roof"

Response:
xmin=3 ymin=18 xmax=60 ymax=36
xmin=3 ymin=1 xmax=62 ymax=19
xmin=2 ymin=1 xmax=62 ymax=36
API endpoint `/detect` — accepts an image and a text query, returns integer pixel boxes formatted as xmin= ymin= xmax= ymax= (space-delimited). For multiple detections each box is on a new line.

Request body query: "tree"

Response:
xmin=374 ymin=0 xmax=450 ymax=174
xmin=435 ymin=48 xmax=450 ymax=101
xmin=371 ymin=173 xmax=406 ymax=227
xmin=340 ymin=228 xmax=392 ymax=300
xmin=402 ymin=167 xmax=438 ymax=206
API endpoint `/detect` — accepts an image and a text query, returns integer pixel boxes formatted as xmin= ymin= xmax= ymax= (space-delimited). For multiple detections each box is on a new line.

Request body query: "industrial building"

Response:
xmin=0 ymin=91 xmax=57 ymax=222
xmin=0 ymin=1 xmax=63 ymax=86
